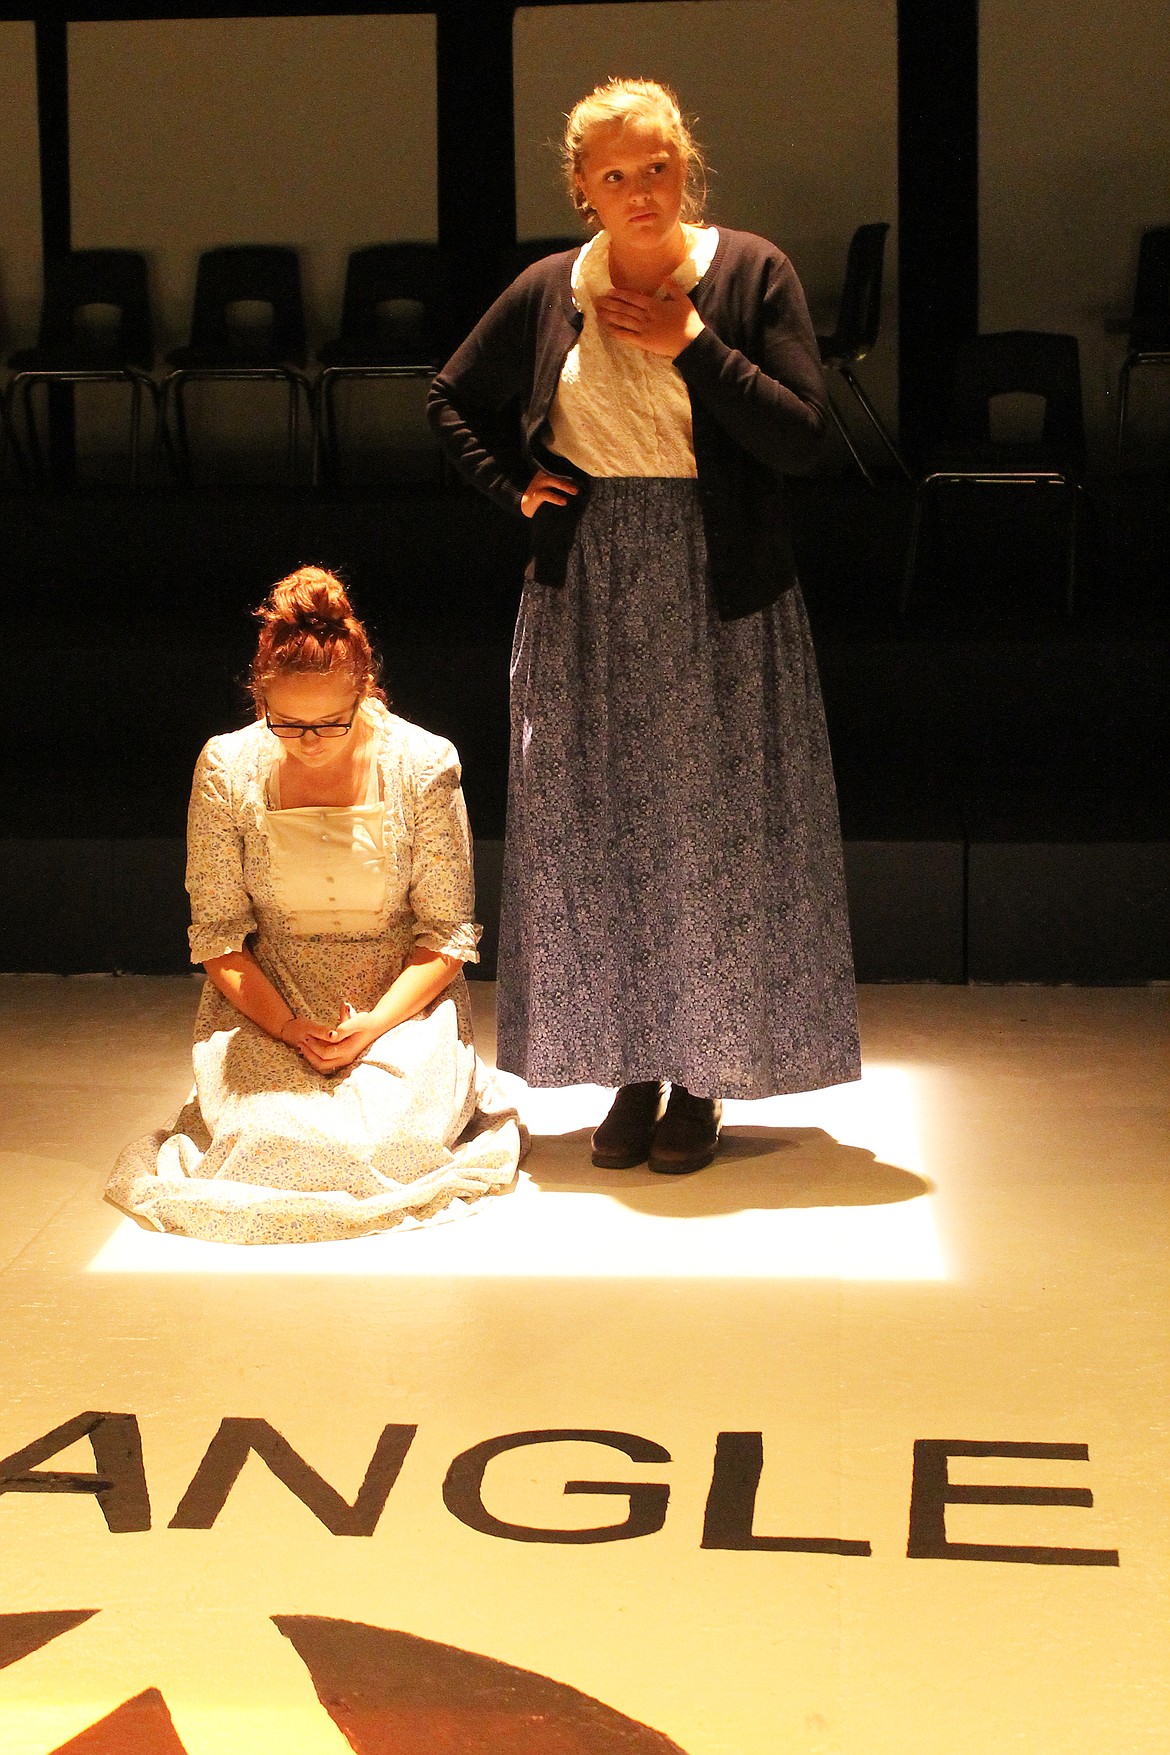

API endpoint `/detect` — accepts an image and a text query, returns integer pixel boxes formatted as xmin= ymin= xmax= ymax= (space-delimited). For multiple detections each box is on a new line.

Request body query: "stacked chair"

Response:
xmin=816 ymin=222 xmax=909 ymax=487
xmin=900 ymin=331 xmax=1087 ymax=615
xmin=161 ymin=245 xmax=312 ymax=485
xmin=5 ymin=248 xmax=158 ymax=486
xmin=1114 ymin=224 xmax=1170 ymax=473
xmin=313 ymin=242 xmax=448 ymax=486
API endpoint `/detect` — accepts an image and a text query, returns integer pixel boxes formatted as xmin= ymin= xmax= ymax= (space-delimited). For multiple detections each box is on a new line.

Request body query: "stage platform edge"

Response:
xmin=1 ymin=836 xmax=1166 ymax=984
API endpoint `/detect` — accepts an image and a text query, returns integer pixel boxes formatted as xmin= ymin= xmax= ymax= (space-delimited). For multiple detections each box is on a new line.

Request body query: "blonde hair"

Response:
xmin=562 ymin=77 xmax=708 ymax=228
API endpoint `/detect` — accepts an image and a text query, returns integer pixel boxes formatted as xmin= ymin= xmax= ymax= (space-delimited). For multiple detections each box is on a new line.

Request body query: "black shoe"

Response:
xmin=591 ymin=1080 xmax=667 ymax=1169
xmin=648 ymin=1086 xmax=723 ymax=1175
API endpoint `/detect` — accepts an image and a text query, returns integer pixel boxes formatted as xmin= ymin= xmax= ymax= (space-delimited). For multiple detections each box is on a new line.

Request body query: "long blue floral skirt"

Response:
xmin=496 ymin=478 xmax=860 ymax=1099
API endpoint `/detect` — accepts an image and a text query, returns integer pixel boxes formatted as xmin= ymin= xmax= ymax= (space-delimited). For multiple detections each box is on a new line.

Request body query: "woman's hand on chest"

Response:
xmin=593 ymin=279 xmax=705 ymax=358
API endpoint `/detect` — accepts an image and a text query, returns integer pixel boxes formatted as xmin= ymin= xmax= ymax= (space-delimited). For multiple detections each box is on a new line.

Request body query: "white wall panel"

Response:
xmin=70 ymin=15 xmax=436 ymax=354
xmin=981 ymin=1 xmax=1170 ymax=461
xmin=0 ymin=22 xmax=41 ymax=358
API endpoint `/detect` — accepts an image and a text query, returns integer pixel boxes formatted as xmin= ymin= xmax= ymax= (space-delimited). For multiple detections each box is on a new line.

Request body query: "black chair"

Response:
xmin=900 ymin=331 xmax=1087 ymax=615
xmin=313 ymin=243 xmax=449 ymax=486
xmin=5 ymin=249 xmax=158 ymax=486
xmin=817 ymin=223 xmax=909 ymax=486
xmin=1114 ymin=224 xmax=1170 ymax=473
xmin=161 ymin=246 xmax=311 ymax=485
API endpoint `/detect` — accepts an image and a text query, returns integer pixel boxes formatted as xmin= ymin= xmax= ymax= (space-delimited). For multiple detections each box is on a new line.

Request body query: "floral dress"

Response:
xmin=106 ymin=702 xmax=523 ymax=1244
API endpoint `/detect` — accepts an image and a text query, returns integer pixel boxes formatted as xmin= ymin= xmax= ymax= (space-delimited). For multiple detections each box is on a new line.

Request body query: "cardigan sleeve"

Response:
xmin=674 ymin=246 xmax=827 ymax=476
xmin=427 ymin=276 xmax=537 ymax=516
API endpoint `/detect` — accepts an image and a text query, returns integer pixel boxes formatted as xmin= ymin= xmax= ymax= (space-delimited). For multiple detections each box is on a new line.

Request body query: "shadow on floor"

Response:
xmin=523 ymin=1125 xmax=930 ymax=1215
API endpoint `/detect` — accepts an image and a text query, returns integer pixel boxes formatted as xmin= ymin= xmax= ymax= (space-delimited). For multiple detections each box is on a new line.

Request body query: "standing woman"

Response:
xmin=428 ymin=78 xmax=859 ymax=1174
xmin=107 ymin=567 xmax=522 ymax=1242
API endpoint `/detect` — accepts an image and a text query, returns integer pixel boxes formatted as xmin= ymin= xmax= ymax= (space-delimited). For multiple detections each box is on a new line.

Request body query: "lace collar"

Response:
xmin=571 ymin=224 xmax=719 ymax=309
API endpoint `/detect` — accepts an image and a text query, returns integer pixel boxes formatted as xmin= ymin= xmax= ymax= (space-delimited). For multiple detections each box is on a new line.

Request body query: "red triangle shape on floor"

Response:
xmin=0 ymin=1611 xmax=98 ymax=1672
xmin=47 ymin=1688 xmax=188 ymax=1754
xmin=274 ymin=1616 xmax=690 ymax=1754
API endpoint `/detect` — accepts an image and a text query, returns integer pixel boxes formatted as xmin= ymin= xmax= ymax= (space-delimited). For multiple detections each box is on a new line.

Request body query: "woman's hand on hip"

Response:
xmin=521 ymin=470 xmax=579 ymax=518
xmin=595 ymin=281 xmax=705 ymax=358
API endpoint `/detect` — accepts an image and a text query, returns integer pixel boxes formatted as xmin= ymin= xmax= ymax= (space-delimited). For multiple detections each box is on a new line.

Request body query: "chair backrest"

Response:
xmin=337 ymin=243 xmax=447 ymax=354
xmin=38 ymin=249 xmax=154 ymax=368
xmin=187 ymin=245 xmax=306 ymax=363
xmin=1129 ymin=224 xmax=1170 ymax=353
xmin=945 ymin=331 xmax=1086 ymax=469
xmin=826 ymin=223 xmax=889 ymax=358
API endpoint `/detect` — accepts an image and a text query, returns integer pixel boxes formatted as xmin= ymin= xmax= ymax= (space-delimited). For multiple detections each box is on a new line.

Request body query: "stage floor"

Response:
xmin=0 ymin=977 xmax=1166 ymax=1753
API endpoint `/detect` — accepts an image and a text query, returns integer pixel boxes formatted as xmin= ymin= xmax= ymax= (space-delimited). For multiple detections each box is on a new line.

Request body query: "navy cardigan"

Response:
xmin=426 ymin=227 xmax=827 ymax=621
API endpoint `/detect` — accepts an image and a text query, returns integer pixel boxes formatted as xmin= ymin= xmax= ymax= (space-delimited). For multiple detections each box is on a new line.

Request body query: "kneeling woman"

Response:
xmin=107 ymin=567 xmax=523 ymax=1243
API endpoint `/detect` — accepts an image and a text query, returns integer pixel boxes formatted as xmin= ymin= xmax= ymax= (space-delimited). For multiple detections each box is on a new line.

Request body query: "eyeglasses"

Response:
xmin=264 ymin=698 xmax=362 ymax=740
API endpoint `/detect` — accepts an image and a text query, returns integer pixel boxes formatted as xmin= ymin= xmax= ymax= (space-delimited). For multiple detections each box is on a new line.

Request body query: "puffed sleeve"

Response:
xmin=408 ymin=740 xmax=482 ymax=965
xmin=185 ymin=738 xmax=258 ymax=964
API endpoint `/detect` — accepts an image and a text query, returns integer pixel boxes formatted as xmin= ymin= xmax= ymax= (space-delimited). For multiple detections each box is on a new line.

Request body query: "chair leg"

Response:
xmin=290 ymin=371 xmax=313 ymax=487
xmin=155 ymin=377 xmax=173 ymax=481
xmin=1114 ymin=358 xmax=1132 ymax=477
xmin=2 ymin=385 xmax=32 ymax=487
xmin=839 ymin=366 xmax=913 ymax=480
xmin=324 ymin=373 xmax=343 ymax=488
xmin=128 ymin=376 xmax=142 ymax=488
xmin=1065 ymin=485 xmax=1079 ymax=617
xmin=899 ymin=481 xmax=929 ymax=614
xmin=285 ymin=374 xmax=298 ymax=487
xmin=310 ymin=376 xmax=324 ymax=488
xmin=301 ymin=376 xmax=314 ymax=486
xmin=170 ymin=376 xmax=194 ymax=485
xmin=126 ymin=371 xmax=161 ymax=489
xmin=18 ymin=377 xmax=48 ymax=486
xmin=825 ymin=386 xmax=878 ymax=488
xmin=287 ymin=381 xmax=296 ymax=486
xmin=144 ymin=378 xmax=163 ymax=488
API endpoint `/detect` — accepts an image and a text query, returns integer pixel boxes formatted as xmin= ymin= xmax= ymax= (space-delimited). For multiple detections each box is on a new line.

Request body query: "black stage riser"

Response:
xmin=1 ymin=836 xmax=1167 ymax=984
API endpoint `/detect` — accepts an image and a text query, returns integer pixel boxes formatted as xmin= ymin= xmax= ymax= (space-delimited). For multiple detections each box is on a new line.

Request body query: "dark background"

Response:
xmin=0 ymin=1 xmax=1167 ymax=981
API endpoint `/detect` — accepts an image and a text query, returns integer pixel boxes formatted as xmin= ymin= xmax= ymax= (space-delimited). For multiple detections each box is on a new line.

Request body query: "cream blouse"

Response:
xmin=545 ymin=224 xmax=720 ymax=478
xmin=263 ymin=727 xmax=388 ymax=936
xmin=185 ymin=703 xmax=481 ymax=969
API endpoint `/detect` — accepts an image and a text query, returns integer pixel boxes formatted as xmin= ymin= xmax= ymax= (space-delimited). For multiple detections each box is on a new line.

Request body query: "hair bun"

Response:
xmin=296 ymin=607 xmax=339 ymax=638
xmin=249 ymin=565 xmax=385 ymax=711
xmin=257 ymin=565 xmax=357 ymax=636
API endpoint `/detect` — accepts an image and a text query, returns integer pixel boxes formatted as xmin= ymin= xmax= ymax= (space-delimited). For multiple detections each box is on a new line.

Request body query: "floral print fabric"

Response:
xmin=106 ymin=704 xmax=523 ymax=1243
xmin=497 ymin=478 xmax=861 ymax=1100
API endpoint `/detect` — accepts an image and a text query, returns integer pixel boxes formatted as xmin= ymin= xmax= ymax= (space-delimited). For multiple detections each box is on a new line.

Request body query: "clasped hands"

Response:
xmin=280 ymin=1001 xmax=376 ymax=1074
xmin=521 ymin=280 xmax=705 ymax=519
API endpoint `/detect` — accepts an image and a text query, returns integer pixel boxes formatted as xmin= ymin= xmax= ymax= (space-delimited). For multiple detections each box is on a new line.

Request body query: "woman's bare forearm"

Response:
xmin=204 ymin=945 xmax=460 ymax=1075
xmin=366 ymin=947 xmax=460 ymax=1035
xmin=203 ymin=948 xmax=295 ymax=1040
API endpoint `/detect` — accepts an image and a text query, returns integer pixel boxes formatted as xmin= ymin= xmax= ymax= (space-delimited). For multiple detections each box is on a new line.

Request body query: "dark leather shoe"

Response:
xmin=591 ymin=1080 xmax=667 ymax=1168
xmin=648 ymin=1086 xmax=722 ymax=1175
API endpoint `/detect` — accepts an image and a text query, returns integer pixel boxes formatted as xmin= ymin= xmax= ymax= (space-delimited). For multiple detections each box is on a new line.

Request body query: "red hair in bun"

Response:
xmin=249 ymin=567 xmax=384 ymax=710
